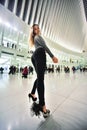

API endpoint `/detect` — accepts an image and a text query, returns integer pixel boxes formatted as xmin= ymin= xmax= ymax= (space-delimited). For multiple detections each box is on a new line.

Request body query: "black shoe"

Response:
xmin=28 ymin=93 xmax=37 ymax=102
xmin=42 ymin=109 xmax=50 ymax=118
xmin=39 ymin=105 xmax=50 ymax=118
xmin=39 ymin=106 xmax=50 ymax=118
xmin=30 ymin=102 xmax=50 ymax=118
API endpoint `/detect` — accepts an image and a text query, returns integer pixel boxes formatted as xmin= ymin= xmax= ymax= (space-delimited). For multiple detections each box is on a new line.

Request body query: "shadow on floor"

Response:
xmin=36 ymin=115 xmax=61 ymax=130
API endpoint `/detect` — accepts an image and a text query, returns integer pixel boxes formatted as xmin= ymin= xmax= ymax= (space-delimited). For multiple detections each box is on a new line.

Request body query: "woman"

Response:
xmin=28 ymin=24 xmax=58 ymax=117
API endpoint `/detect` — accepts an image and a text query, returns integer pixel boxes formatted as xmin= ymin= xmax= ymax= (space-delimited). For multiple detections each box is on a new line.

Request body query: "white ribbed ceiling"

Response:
xmin=0 ymin=0 xmax=87 ymax=53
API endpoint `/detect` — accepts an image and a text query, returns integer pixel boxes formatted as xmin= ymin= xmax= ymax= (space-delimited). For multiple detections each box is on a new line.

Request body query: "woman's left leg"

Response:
xmin=28 ymin=55 xmax=37 ymax=100
xmin=31 ymin=79 xmax=37 ymax=94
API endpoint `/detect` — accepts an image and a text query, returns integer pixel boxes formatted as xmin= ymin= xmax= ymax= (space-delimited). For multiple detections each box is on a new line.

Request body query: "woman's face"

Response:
xmin=33 ymin=25 xmax=40 ymax=35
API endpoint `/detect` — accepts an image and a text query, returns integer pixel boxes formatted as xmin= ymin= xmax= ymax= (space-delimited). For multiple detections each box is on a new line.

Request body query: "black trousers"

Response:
xmin=31 ymin=47 xmax=46 ymax=106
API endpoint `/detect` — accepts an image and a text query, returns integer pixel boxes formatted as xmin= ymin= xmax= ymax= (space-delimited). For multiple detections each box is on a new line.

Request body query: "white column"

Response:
xmin=13 ymin=0 xmax=18 ymax=14
xmin=25 ymin=0 xmax=32 ymax=24
xmin=35 ymin=0 xmax=43 ymax=24
xmin=4 ymin=0 xmax=9 ymax=8
xmin=30 ymin=0 xmax=38 ymax=26
xmin=20 ymin=0 xmax=26 ymax=19
xmin=39 ymin=0 xmax=47 ymax=33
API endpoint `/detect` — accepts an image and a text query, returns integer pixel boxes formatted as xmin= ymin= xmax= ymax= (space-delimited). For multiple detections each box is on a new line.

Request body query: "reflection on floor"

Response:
xmin=0 ymin=72 xmax=87 ymax=130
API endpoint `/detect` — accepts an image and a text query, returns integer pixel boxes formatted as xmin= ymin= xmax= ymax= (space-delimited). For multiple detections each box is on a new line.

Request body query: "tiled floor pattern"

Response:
xmin=0 ymin=72 xmax=87 ymax=130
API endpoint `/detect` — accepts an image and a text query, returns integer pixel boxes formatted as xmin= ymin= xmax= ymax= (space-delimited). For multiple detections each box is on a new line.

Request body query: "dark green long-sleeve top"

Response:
xmin=34 ymin=35 xmax=54 ymax=58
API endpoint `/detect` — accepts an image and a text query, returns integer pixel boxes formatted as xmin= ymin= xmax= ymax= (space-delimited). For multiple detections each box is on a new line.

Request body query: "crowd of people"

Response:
xmin=7 ymin=65 xmax=34 ymax=77
xmin=0 ymin=65 xmax=87 ymax=75
xmin=2 ymin=42 xmax=17 ymax=49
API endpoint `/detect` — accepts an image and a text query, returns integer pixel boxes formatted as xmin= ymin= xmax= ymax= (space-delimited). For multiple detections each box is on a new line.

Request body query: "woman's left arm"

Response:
xmin=35 ymin=36 xmax=58 ymax=63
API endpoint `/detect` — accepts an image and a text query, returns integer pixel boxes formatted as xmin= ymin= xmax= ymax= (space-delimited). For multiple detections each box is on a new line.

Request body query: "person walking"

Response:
xmin=28 ymin=24 xmax=58 ymax=117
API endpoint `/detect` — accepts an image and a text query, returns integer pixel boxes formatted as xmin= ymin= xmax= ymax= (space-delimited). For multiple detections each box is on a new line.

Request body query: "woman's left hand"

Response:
xmin=52 ymin=56 xmax=58 ymax=63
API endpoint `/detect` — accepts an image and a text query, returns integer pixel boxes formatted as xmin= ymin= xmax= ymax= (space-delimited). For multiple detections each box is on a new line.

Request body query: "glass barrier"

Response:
xmin=0 ymin=23 xmax=28 ymax=52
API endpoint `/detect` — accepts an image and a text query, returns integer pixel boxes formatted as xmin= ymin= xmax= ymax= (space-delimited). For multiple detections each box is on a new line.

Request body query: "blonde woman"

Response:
xmin=28 ymin=24 xmax=58 ymax=118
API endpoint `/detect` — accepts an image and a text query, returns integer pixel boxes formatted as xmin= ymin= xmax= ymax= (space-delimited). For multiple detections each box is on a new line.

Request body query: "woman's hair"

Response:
xmin=29 ymin=24 xmax=39 ymax=48
xmin=32 ymin=24 xmax=39 ymax=28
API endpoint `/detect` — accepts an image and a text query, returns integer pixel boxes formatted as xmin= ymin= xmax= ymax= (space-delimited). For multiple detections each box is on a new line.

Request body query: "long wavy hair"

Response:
xmin=29 ymin=24 xmax=40 ymax=48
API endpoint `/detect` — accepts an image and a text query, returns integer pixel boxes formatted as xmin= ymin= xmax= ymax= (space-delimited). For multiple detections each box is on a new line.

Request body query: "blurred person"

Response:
xmin=22 ymin=66 xmax=28 ymax=78
xmin=29 ymin=66 xmax=33 ymax=75
xmin=0 ymin=67 xmax=4 ymax=74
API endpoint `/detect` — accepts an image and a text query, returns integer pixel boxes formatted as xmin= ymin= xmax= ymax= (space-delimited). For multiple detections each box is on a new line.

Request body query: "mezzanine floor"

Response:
xmin=0 ymin=71 xmax=87 ymax=130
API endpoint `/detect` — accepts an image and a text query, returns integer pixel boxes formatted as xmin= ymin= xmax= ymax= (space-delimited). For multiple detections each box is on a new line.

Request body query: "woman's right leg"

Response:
xmin=29 ymin=51 xmax=45 ymax=103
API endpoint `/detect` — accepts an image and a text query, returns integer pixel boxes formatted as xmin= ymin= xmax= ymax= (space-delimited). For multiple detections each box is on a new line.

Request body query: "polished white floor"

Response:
xmin=0 ymin=71 xmax=87 ymax=130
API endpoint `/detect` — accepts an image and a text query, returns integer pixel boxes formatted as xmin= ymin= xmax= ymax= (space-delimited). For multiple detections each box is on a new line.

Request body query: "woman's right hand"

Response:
xmin=52 ymin=56 xmax=58 ymax=63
